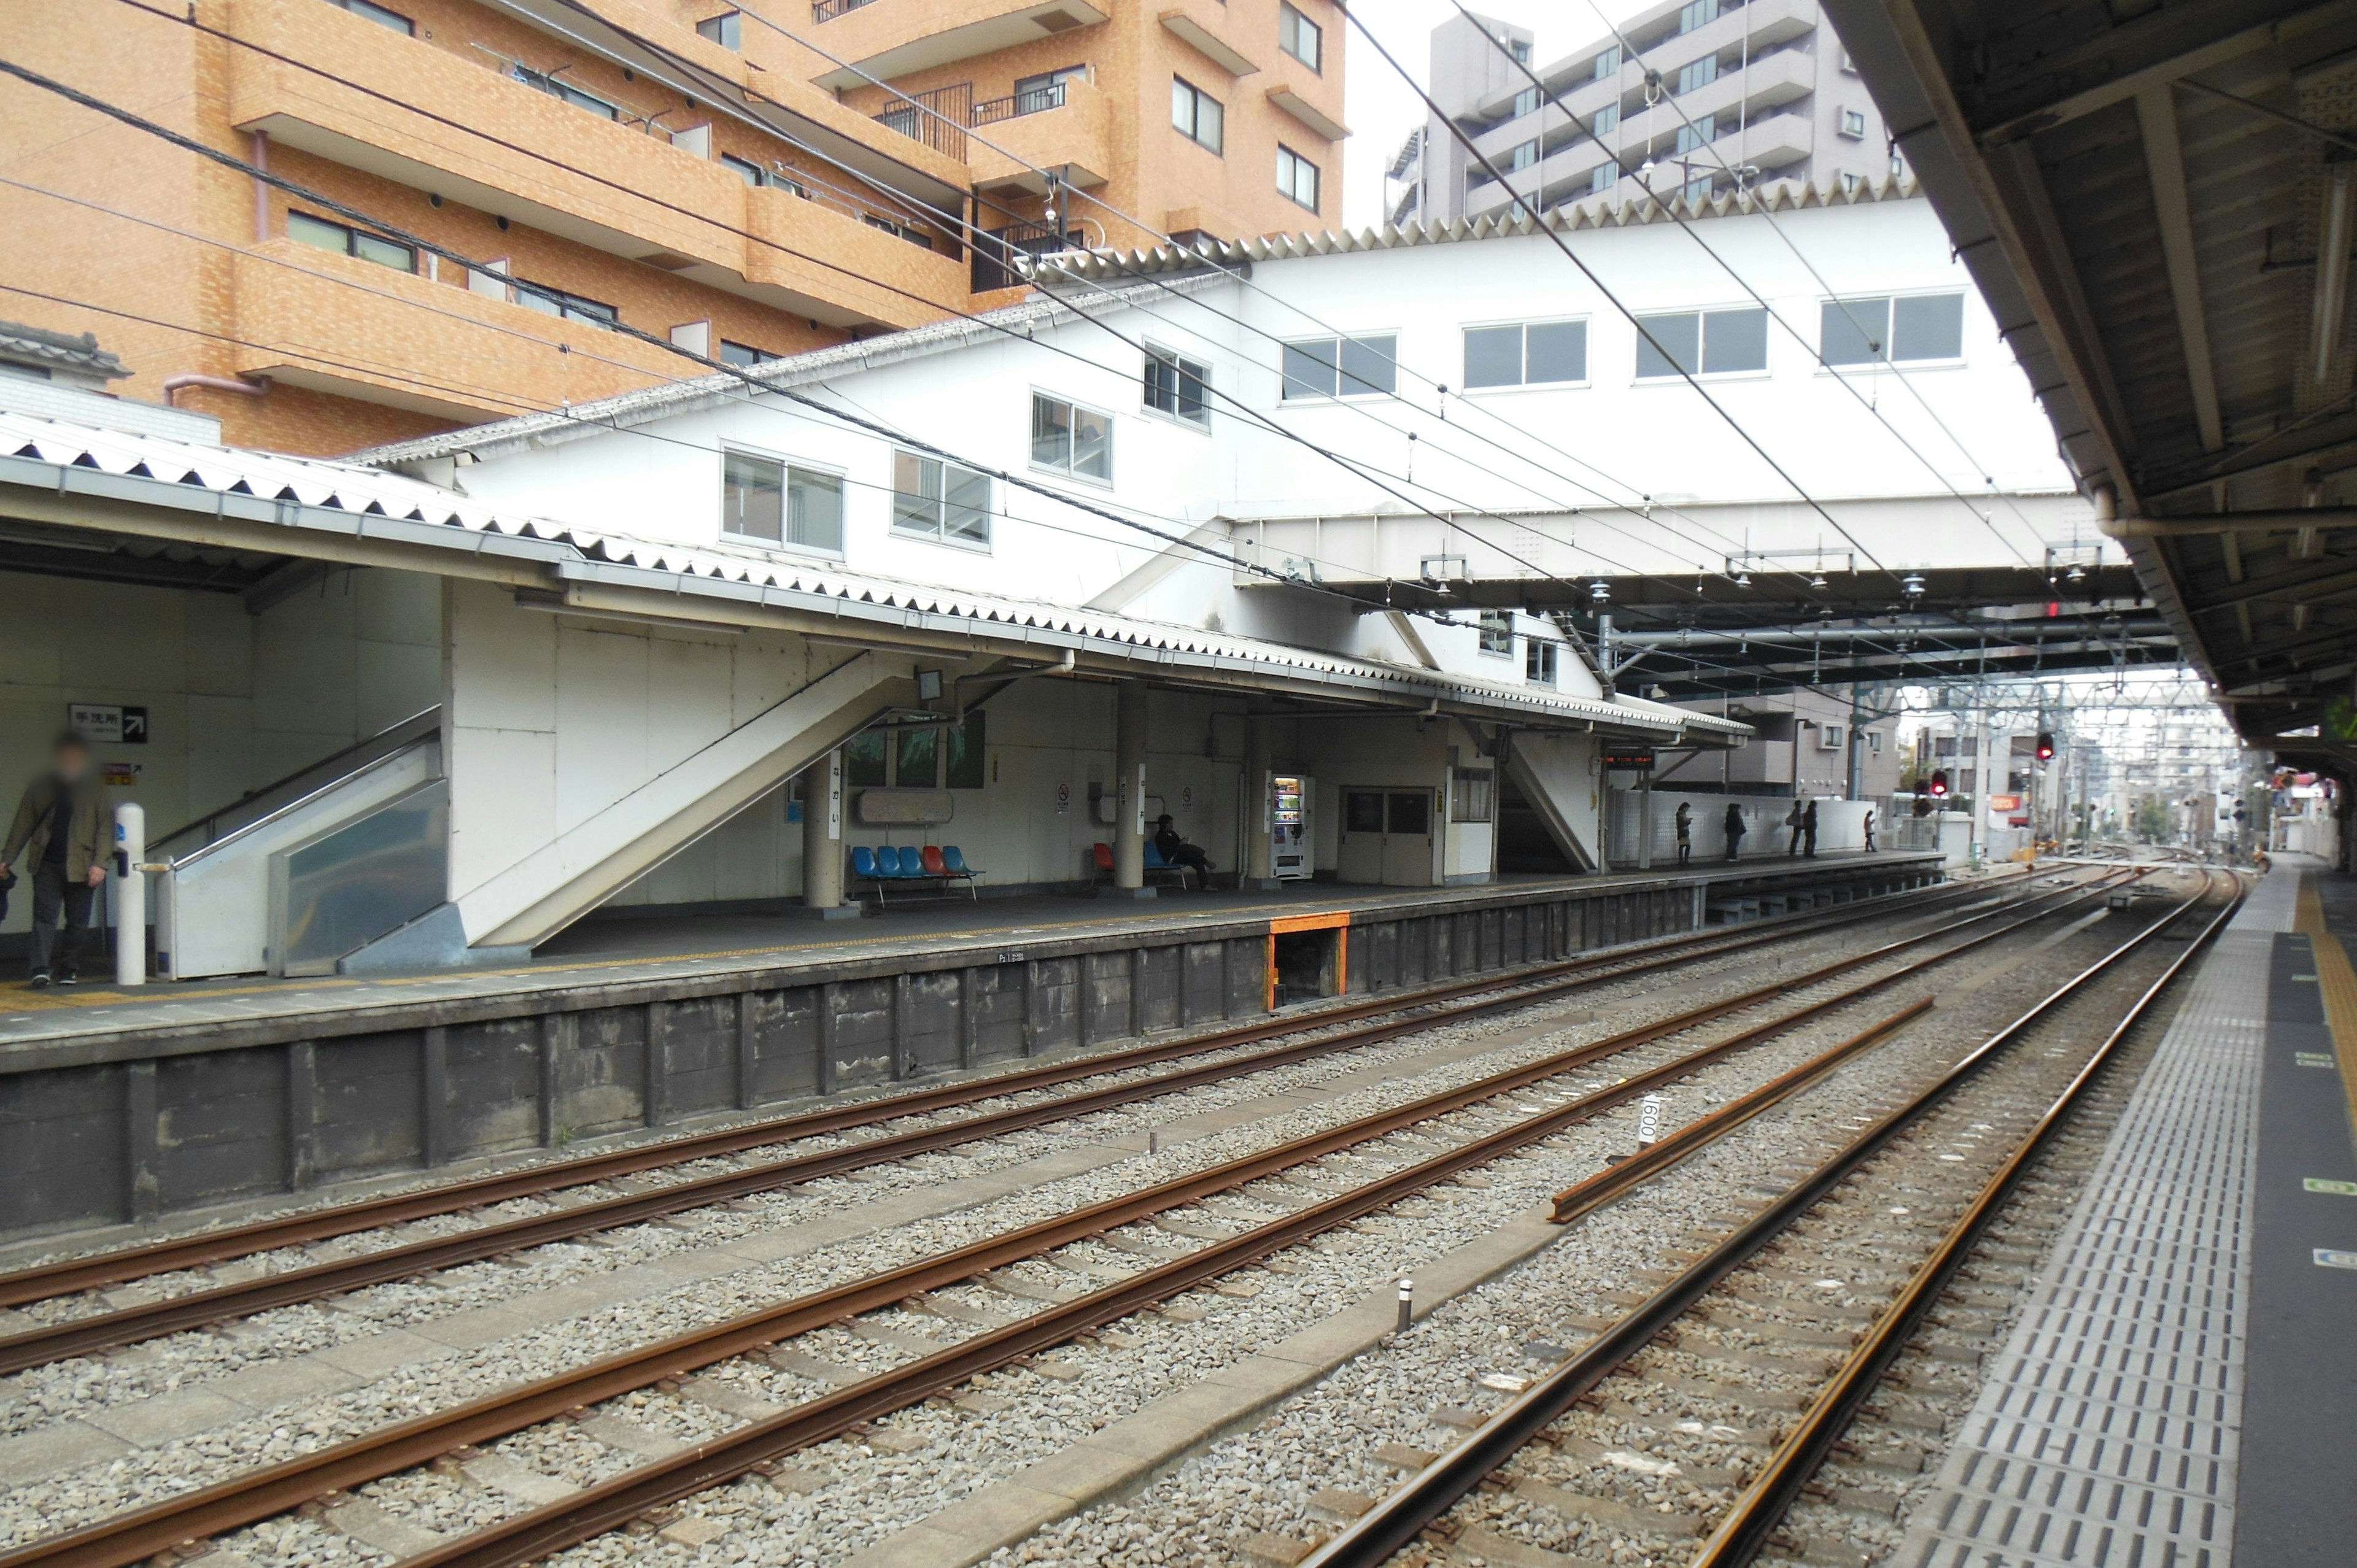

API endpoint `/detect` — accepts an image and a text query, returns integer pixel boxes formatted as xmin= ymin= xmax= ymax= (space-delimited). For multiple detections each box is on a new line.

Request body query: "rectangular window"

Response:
xmin=1013 ymin=66 xmax=1085 ymax=114
xmin=1143 ymin=348 xmax=1210 ymax=427
xmin=512 ymin=65 xmax=618 ymax=119
xmin=285 ymin=210 xmax=416 ymax=272
xmin=896 ymin=725 xmax=939 ymax=789
xmin=1277 ymin=144 xmax=1321 ymax=211
xmin=1820 ymin=293 xmax=1964 ymax=365
xmin=1634 ymin=306 xmax=1767 ymax=377
xmin=721 ymin=152 xmax=767 ymax=187
xmin=1476 ymin=609 xmax=1512 ymax=656
xmin=325 ymin=0 xmax=415 ymax=33
xmin=1512 ymin=86 xmax=1541 ymax=119
xmin=1172 ymin=77 xmax=1224 ymax=154
xmin=1678 ymin=0 xmax=1719 ymax=33
xmin=945 ymin=711 xmax=986 ymax=790
xmin=1674 ymin=114 xmax=1716 ymax=155
xmin=892 ymin=450 xmax=992 ymax=546
xmin=1279 ymin=3 xmax=1322 ymax=72
xmin=1593 ymin=45 xmax=1620 ymax=81
xmin=1840 ymin=107 xmax=1868 ymax=137
xmin=695 ymin=10 xmax=740 ymax=48
xmin=1463 ymin=320 xmax=1587 ymax=388
xmin=719 ymin=339 xmax=778 ymax=367
xmin=845 ymin=729 xmax=888 ymax=787
xmin=863 ymin=214 xmax=933 ymax=249
xmin=1677 ymin=55 xmax=1717 ymax=95
xmin=1590 ymin=164 xmax=1615 ymax=195
xmin=1450 ymin=769 xmax=1494 ymax=823
xmin=514 ymin=279 xmax=619 ymax=328
xmin=1505 ymin=139 xmax=1538 ymax=172
xmin=722 ymin=453 xmax=842 ymax=554
xmin=1031 ymin=392 xmax=1113 ymax=481
xmin=1593 ymin=102 xmax=1619 ymax=135
xmin=1525 ymin=637 xmax=1558 ymax=685
xmin=1280 ymin=334 xmax=1397 ymax=399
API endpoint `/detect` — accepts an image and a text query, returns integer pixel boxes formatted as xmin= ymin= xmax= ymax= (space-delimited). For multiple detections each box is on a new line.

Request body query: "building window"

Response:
xmin=286 ymin=210 xmax=415 ymax=271
xmin=719 ymin=339 xmax=778 ymax=367
xmin=892 ymin=450 xmax=992 ymax=546
xmin=1476 ymin=609 xmax=1512 ymax=656
xmin=1463 ymin=320 xmax=1587 ymax=388
xmin=512 ymin=65 xmax=619 ymax=120
xmin=1634 ymin=307 xmax=1768 ymax=377
xmin=1277 ymin=144 xmax=1321 ymax=211
xmin=1684 ymin=174 xmax=1716 ymax=204
xmin=1589 ymin=165 xmax=1615 ymax=195
xmin=1593 ymin=45 xmax=1620 ymax=81
xmin=721 ymin=153 xmax=765 ymax=186
xmin=323 ymin=0 xmax=414 ymax=34
xmin=1512 ymin=86 xmax=1541 ymax=119
xmin=695 ymin=10 xmax=740 ymax=48
xmin=1031 ymin=392 xmax=1113 ymax=481
xmin=1172 ymin=77 xmax=1224 ymax=155
xmin=1279 ymin=2 xmax=1322 ymax=72
xmin=1012 ymin=66 xmax=1086 ymax=115
xmin=722 ymin=451 xmax=843 ymax=554
xmin=897 ymin=725 xmax=939 ymax=788
xmin=1840 ymin=107 xmax=1868 ymax=138
xmin=1819 ymin=293 xmax=1965 ymax=365
xmin=1280 ymin=334 xmax=1396 ymax=398
xmin=845 ymin=729 xmax=888 ymax=787
xmin=1504 ymin=138 xmax=1539 ymax=172
xmin=1143 ymin=348 xmax=1210 ymax=427
xmin=1865 ymin=729 xmax=1883 ymax=753
xmin=1511 ymin=38 xmax=1531 ymax=64
xmin=1674 ymin=114 xmax=1716 ymax=155
xmin=1525 ymin=637 xmax=1558 ymax=685
xmin=514 ymin=279 xmax=619 ymax=328
xmin=1676 ymin=55 xmax=1717 ymax=95
xmin=1840 ymin=171 xmax=1862 ymax=195
xmin=1678 ymin=0 xmax=1720 ymax=33
xmin=1450 ymin=768 xmax=1494 ymax=823
xmin=864 ymin=214 xmax=933 ymax=249
xmin=1593 ymin=102 xmax=1619 ymax=135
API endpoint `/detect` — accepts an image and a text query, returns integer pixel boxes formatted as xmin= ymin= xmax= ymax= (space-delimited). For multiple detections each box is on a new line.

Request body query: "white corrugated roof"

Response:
xmin=0 ymin=409 xmax=1745 ymax=740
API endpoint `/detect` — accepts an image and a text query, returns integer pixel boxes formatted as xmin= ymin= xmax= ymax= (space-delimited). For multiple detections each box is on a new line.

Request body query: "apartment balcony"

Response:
xmin=223 ymin=0 xmax=959 ymax=328
xmin=229 ymin=241 xmax=689 ymax=420
xmin=808 ymin=0 xmax=1110 ymax=91
xmin=742 ymin=182 xmax=978 ymax=324
xmin=967 ymin=76 xmax=1112 ymax=193
xmin=1465 ymin=100 xmax=1816 ymax=220
xmin=1468 ymin=0 xmax=1821 ymax=155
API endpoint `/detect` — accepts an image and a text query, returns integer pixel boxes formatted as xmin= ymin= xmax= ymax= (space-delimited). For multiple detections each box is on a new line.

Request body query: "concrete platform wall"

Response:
xmin=0 ymin=856 xmax=1943 ymax=1242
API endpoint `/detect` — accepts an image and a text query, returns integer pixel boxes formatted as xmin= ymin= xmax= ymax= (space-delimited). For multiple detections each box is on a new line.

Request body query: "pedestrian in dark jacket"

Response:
xmin=1863 ymin=808 xmax=1878 ymax=852
xmin=1674 ymin=801 xmax=1692 ymax=865
xmin=1785 ymin=799 xmax=1806 ymax=857
xmin=1802 ymin=797 xmax=1820 ymax=858
xmin=1153 ymin=814 xmax=1213 ymax=881
xmin=2 ymin=734 xmax=107 ymax=987
xmin=1722 ymin=802 xmax=1746 ymax=862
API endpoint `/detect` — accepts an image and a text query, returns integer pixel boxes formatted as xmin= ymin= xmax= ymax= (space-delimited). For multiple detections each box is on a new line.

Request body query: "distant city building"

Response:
xmin=1394 ymin=2 xmax=1899 ymax=230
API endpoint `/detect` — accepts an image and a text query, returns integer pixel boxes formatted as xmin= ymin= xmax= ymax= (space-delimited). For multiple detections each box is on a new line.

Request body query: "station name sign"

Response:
xmin=1601 ymin=746 xmax=1655 ymax=772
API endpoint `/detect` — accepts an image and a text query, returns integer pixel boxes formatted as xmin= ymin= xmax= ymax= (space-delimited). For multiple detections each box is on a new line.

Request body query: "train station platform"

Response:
xmin=1895 ymin=859 xmax=2357 ymax=1568
xmin=0 ymin=849 xmax=1942 ymax=1245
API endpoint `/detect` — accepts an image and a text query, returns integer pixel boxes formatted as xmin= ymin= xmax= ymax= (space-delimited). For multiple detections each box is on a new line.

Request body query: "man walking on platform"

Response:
xmin=1674 ymin=801 xmax=1692 ymax=865
xmin=3 ymin=734 xmax=107 ymax=987
xmin=1785 ymin=798 xmax=1806 ymax=857
xmin=1722 ymin=801 xmax=1746 ymax=862
xmin=1802 ymin=797 xmax=1819 ymax=859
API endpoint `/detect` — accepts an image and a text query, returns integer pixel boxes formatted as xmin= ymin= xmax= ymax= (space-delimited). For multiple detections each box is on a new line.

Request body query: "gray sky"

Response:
xmin=1340 ymin=1 xmax=1635 ymax=229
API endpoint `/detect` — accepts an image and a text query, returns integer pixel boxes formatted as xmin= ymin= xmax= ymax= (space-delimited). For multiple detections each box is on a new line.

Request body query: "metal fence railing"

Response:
xmin=811 ymin=0 xmax=877 ymax=23
xmin=973 ymin=80 xmax=1067 ymax=125
xmin=872 ymin=82 xmax=970 ymax=160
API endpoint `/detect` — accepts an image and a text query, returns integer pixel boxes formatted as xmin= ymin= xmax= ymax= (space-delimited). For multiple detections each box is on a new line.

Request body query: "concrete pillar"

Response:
xmin=799 ymin=750 xmax=854 ymax=919
xmin=1114 ymin=681 xmax=1148 ymax=892
xmin=1245 ymin=714 xmax=1274 ymax=889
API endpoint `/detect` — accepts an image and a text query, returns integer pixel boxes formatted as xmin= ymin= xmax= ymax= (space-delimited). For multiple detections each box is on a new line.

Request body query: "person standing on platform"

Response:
xmin=1674 ymin=800 xmax=1692 ymax=865
xmin=1722 ymin=801 xmax=1746 ymax=862
xmin=2 ymin=733 xmax=107 ymax=988
xmin=1785 ymin=798 xmax=1806 ymax=856
xmin=1863 ymin=808 xmax=1878 ymax=852
xmin=1802 ymin=797 xmax=1820 ymax=858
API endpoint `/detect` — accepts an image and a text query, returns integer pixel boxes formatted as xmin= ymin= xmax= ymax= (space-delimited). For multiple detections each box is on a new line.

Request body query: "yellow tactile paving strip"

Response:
xmin=2294 ymin=871 xmax=2357 ymax=1146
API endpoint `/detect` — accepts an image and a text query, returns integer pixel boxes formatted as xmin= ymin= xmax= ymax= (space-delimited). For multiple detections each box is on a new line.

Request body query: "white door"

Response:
xmin=1380 ymin=789 xmax=1438 ymax=886
xmin=1337 ymin=789 xmax=1385 ymax=884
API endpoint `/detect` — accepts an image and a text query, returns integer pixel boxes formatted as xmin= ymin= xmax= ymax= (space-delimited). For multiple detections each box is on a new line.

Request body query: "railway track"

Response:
xmin=0 ymin=869 xmax=2116 ymax=1373
xmin=1293 ymin=871 xmax=2238 ymax=1568
xmin=0 ymin=867 xmax=2162 ymax=1568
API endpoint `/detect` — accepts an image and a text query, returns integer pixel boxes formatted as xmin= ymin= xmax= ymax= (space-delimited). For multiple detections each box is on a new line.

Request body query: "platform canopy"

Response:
xmin=1824 ymin=0 xmax=2357 ymax=765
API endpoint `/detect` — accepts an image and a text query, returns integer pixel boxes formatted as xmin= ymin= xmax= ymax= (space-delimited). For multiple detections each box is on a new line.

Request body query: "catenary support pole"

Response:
xmin=113 ymin=802 xmax=144 ymax=986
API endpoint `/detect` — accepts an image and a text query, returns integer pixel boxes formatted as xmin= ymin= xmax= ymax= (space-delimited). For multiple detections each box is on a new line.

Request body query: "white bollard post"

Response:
xmin=114 ymin=803 xmax=144 ymax=987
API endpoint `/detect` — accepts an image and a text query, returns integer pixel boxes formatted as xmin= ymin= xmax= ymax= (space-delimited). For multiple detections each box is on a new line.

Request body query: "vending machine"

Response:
xmin=1265 ymin=773 xmax=1315 ymax=881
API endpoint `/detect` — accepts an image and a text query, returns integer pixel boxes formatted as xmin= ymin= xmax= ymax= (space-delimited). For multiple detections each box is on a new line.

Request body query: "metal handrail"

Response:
xmin=161 ymin=740 xmax=441 ymax=873
xmin=811 ymin=0 xmax=875 ymax=22
xmin=149 ymin=706 xmax=441 ymax=858
xmin=972 ymin=80 xmax=1067 ymax=125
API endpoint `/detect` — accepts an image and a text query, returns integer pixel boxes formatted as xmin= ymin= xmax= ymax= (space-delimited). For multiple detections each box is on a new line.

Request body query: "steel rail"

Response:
xmin=0 ymin=874 xmax=2120 ymax=1568
xmin=0 ymin=875 xmax=2116 ymax=1373
xmin=0 ymin=867 xmax=2033 ymax=1311
xmin=1295 ymin=874 xmax=2226 ymax=1568
xmin=1686 ymin=876 xmax=2245 ymax=1568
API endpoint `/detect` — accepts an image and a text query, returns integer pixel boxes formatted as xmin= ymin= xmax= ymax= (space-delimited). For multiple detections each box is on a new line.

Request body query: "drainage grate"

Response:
xmin=1892 ymin=873 xmax=2297 ymax=1568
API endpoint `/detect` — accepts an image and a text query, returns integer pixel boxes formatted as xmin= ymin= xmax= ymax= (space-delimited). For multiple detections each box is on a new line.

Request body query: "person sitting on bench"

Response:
xmin=1153 ymin=814 xmax=1213 ymax=879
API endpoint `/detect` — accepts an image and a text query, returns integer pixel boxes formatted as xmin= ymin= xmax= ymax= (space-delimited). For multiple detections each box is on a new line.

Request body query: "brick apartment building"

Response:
xmin=1 ymin=0 xmax=1347 ymax=454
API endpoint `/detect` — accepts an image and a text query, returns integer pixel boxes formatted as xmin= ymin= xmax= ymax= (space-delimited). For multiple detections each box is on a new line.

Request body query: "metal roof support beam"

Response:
xmin=2102 ymin=506 xmax=2357 ymax=536
xmin=2135 ymin=87 xmax=2226 ymax=453
xmin=1967 ymin=2 xmax=2317 ymax=147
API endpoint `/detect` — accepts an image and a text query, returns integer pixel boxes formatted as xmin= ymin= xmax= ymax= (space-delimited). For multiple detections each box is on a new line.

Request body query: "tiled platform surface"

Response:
xmin=1892 ymin=868 xmax=2299 ymax=1568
